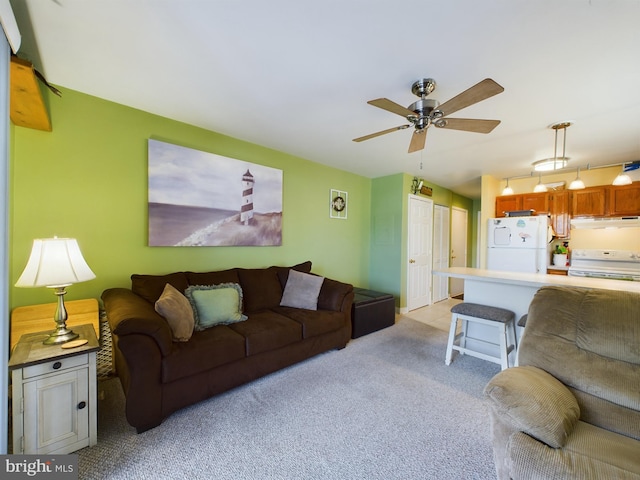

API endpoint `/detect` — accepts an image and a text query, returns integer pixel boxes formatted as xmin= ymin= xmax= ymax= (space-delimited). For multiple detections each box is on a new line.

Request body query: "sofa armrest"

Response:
xmin=102 ymin=288 xmax=173 ymax=356
xmin=484 ymin=365 xmax=580 ymax=448
xmin=317 ymin=277 xmax=354 ymax=314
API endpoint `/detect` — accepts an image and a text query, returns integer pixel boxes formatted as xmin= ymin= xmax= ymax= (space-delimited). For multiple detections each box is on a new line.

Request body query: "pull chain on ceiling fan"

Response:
xmin=353 ymin=77 xmax=504 ymax=153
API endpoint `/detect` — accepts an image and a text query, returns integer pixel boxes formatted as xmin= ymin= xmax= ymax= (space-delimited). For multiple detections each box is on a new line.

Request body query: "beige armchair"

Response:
xmin=484 ymin=286 xmax=640 ymax=479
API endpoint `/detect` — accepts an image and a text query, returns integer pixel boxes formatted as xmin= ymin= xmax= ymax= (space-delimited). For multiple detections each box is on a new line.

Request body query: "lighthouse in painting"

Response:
xmin=241 ymin=169 xmax=254 ymax=225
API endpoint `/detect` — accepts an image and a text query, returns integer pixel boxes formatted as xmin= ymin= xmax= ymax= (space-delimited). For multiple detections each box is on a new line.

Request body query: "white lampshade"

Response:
xmin=569 ymin=178 xmax=585 ymax=190
xmin=533 ymin=182 xmax=548 ymax=193
xmin=612 ymin=173 xmax=632 ymax=186
xmin=16 ymin=238 xmax=95 ymax=288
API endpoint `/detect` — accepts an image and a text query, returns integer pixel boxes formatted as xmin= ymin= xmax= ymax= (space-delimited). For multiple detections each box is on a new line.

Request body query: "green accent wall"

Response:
xmin=9 ymin=88 xmax=372 ymax=309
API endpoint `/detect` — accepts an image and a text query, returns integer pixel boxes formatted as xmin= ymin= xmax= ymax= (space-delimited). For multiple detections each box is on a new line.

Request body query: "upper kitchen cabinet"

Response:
xmin=494 ymin=182 xmax=640 ymax=221
xmin=571 ymin=186 xmax=607 ymax=217
xmin=549 ymin=190 xmax=570 ymax=238
xmin=608 ymin=182 xmax=640 ymax=216
xmin=495 ymin=195 xmax=521 ymax=217
xmin=495 ymin=192 xmax=549 ymax=217
xmin=521 ymin=193 xmax=549 ymax=214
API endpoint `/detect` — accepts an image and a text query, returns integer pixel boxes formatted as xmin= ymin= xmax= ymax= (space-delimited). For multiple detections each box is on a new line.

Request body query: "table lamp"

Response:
xmin=15 ymin=237 xmax=96 ymax=345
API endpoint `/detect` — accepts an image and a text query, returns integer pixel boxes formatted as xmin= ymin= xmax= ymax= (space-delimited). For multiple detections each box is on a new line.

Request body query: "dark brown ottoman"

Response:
xmin=351 ymin=288 xmax=395 ymax=338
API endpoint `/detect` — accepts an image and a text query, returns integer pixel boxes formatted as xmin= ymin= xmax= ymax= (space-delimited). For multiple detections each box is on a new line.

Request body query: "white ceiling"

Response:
xmin=11 ymin=0 xmax=640 ymax=198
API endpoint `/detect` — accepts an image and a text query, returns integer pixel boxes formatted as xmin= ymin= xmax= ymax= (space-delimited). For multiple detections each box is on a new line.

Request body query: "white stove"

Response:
xmin=568 ymin=249 xmax=640 ymax=282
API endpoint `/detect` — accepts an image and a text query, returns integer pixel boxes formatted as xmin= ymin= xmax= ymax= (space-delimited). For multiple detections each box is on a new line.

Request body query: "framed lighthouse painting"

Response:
xmin=148 ymin=139 xmax=283 ymax=246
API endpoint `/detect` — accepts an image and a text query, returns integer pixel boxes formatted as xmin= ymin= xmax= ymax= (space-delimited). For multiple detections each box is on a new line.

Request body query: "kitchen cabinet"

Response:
xmin=495 ymin=192 xmax=549 ymax=217
xmin=608 ymin=182 xmax=640 ymax=216
xmin=495 ymin=195 xmax=520 ymax=217
xmin=549 ymin=190 xmax=570 ymax=238
xmin=521 ymin=193 xmax=549 ymax=214
xmin=9 ymin=324 xmax=99 ymax=454
xmin=571 ymin=187 xmax=607 ymax=217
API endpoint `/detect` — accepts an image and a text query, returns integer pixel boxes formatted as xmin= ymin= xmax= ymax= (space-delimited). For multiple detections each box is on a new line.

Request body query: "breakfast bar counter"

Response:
xmin=435 ymin=267 xmax=640 ymax=320
xmin=434 ymin=268 xmax=640 ymax=361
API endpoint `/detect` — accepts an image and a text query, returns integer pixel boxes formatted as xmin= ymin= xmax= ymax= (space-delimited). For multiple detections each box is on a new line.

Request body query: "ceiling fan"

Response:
xmin=353 ymin=78 xmax=504 ymax=153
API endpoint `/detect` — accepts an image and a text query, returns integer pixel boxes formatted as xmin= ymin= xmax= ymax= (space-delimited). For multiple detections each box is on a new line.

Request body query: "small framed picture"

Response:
xmin=330 ymin=189 xmax=348 ymax=219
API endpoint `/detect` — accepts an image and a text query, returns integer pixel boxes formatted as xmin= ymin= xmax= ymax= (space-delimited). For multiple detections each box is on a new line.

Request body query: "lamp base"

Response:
xmin=43 ymin=327 xmax=79 ymax=345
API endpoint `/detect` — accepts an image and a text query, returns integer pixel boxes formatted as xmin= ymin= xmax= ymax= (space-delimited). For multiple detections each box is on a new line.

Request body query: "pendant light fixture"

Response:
xmin=532 ymin=122 xmax=572 ymax=172
xmin=569 ymin=166 xmax=585 ymax=190
xmin=612 ymin=163 xmax=633 ymax=186
xmin=502 ymin=178 xmax=514 ymax=195
xmin=533 ymin=173 xmax=548 ymax=193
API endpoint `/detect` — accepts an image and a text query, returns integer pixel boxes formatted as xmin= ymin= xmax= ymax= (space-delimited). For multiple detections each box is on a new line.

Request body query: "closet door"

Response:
xmin=432 ymin=205 xmax=450 ymax=303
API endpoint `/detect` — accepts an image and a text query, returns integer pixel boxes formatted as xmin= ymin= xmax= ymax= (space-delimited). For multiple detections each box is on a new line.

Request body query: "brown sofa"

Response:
xmin=101 ymin=261 xmax=354 ymax=433
xmin=484 ymin=286 xmax=640 ymax=479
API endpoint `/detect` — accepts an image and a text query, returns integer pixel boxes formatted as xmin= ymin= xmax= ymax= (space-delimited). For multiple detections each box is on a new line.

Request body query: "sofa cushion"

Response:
xmin=161 ymin=326 xmax=246 ymax=383
xmin=185 ymin=283 xmax=247 ymax=330
xmin=132 ymin=272 xmax=189 ymax=304
xmin=275 ymin=261 xmax=313 ymax=288
xmin=272 ymin=306 xmax=346 ymax=338
xmin=280 ymin=270 xmax=324 ymax=310
xmin=239 ymin=261 xmax=312 ymax=313
xmin=484 ymin=365 xmax=580 ymax=448
xmin=228 ymin=311 xmax=302 ymax=356
xmin=185 ymin=268 xmax=240 ymax=287
xmin=154 ymin=283 xmax=195 ymax=342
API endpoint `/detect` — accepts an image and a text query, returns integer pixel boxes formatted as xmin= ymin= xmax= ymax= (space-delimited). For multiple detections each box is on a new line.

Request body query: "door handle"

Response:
xmin=409 ymin=259 xmax=416 ymax=264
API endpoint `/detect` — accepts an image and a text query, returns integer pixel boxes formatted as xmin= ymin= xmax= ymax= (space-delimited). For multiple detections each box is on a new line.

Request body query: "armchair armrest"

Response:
xmin=484 ymin=365 xmax=580 ymax=448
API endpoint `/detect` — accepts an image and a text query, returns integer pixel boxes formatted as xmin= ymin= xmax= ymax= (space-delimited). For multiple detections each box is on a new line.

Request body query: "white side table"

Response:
xmin=9 ymin=324 xmax=99 ymax=454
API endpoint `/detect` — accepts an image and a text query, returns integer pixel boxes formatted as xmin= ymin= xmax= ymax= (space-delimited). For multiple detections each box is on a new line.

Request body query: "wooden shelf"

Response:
xmin=10 ymin=56 xmax=52 ymax=131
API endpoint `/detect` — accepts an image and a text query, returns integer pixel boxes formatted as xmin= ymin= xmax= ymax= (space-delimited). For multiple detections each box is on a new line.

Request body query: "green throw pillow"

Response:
xmin=185 ymin=283 xmax=248 ymax=331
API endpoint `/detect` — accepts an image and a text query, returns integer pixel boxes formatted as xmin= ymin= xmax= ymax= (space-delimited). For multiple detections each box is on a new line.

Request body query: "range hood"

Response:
xmin=571 ymin=216 xmax=640 ymax=229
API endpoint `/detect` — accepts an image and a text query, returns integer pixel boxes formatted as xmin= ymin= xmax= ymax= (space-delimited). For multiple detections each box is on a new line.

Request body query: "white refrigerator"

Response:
xmin=487 ymin=216 xmax=549 ymax=274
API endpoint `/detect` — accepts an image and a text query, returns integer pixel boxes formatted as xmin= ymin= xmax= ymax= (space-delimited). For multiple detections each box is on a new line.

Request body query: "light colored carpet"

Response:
xmin=79 ymin=317 xmax=500 ymax=479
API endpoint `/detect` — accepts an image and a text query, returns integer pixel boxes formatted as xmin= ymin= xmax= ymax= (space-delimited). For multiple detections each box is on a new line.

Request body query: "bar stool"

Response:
xmin=445 ymin=302 xmax=517 ymax=370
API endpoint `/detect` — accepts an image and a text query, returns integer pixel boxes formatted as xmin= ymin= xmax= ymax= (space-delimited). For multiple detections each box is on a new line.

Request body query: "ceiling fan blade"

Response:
xmin=408 ymin=128 xmax=427 ymax=153
xmin=353 ymin=125 xmax=410 ymax=142
xmin=368 ymin=98 xmax=417 ymax=118
xmin=436 ymin=79 xmax=504 ymax=117
xmin=434 ymin=118 xmax=501 ymax=133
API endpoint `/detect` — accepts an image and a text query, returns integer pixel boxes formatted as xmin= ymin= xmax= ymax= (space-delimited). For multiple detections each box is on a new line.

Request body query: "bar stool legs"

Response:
xmin=445 ymin=303 xmax=517 ymax=370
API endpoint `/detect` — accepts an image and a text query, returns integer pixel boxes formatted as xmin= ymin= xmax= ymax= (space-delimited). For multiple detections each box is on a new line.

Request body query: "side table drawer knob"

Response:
xmin=78 ymin=401 xmax=87 ymax=410
xmin=53 ymin=361 xmax=62 ymax=370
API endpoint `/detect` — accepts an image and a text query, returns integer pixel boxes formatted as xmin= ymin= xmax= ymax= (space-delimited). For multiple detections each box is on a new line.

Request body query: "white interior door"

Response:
xmin=432 ymin=205 xmax=450 ymax=302
xmin=450 ymin=207 xmax=468 ymax=297
xmin=407 ymin=195 xmax=433 ymax=311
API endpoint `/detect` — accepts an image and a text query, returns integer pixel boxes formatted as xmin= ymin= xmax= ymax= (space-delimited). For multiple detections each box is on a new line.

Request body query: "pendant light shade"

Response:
xmin=533 ymin=174 xmax=548 ymax=193
xmin=569 ymin=167 xmax=585 ymax=190
xmin=502 ymin=178 xmax=514 ymax=195
xmin=612 ymin=163 xmax=633 ymax=186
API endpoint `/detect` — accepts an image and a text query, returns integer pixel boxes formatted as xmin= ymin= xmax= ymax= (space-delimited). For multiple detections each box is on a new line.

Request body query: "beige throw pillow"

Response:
xmin=155 ymin=283 xmax=195 ymax=342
